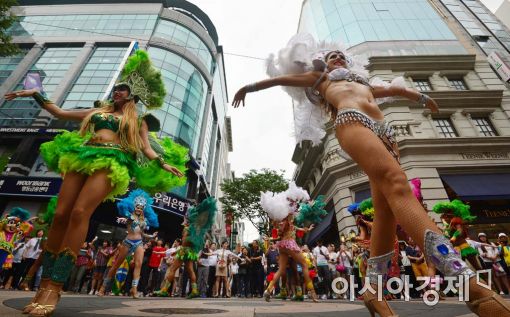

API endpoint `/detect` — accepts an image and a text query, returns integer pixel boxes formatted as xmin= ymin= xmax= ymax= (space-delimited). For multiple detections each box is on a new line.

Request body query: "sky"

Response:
xmin=187 ymin=0 xmax=502 ymax=242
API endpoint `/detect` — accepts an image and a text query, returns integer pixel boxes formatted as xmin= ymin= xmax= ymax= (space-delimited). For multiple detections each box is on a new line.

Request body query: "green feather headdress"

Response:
xmin=359 ymin=198 xmax=374 ymax=220
xmin=432 ymin=199 xmax=476 ymax=222
xmin=186 ymin=197 xmax=217 ymax=253
xmin=119 ymin=50 xmax=166 ymax=109
xmin=296 ymin=195 xmax=328 ymax=227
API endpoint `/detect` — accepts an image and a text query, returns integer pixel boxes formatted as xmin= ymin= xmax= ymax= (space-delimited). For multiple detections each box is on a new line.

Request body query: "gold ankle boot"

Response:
xmin=363 ymin=290 xmax=398 ymax=317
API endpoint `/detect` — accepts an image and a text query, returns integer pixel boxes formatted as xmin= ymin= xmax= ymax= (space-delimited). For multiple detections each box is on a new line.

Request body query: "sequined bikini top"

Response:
xmin=327 ymin=68 xmax=371 ymax=87
xmin=130 ymin=215 xmax=147 ymax=233
xmin=91 ymin=113 xmax=121 ymax=133
xmin=306 ymin=68 xmax=372 ymax=106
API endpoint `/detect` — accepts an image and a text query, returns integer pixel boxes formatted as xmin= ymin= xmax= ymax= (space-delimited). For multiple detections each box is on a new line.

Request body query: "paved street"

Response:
xmin=0 ymin=290 xmax=481 ymax=317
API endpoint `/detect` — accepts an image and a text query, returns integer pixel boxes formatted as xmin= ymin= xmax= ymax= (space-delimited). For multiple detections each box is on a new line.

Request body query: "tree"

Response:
xmin=0 ymin=0 xmax=20 ymax=57
xmin=220 ymin=169 xmax=288 ymax=236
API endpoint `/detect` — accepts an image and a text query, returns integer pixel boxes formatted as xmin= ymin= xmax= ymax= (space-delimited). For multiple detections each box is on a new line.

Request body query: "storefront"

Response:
xmin=0 ymin=173 xmax=191 ymax=245
xmin=440 ymin=172 xmax=510 ymax=241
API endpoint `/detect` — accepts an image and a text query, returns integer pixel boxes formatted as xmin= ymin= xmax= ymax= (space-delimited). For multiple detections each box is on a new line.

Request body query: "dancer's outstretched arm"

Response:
xmin=138 ymin=120 xmax=184 ymax=177
xmin=372 ymin=85 xmax=439 ymax=113
xmin=232 ymin=72 xmax=321 ymax=108
xmin=4 ymin=88 xmax=94 ymax=121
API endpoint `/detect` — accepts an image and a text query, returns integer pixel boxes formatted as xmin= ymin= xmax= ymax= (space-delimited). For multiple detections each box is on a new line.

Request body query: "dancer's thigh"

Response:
xmin=336 ymin=124 xmax=402 ymax=183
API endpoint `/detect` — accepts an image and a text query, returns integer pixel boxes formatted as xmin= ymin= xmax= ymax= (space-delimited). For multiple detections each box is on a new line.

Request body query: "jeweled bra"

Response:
xmin=91 ymin=112 xmax=121 ymax=133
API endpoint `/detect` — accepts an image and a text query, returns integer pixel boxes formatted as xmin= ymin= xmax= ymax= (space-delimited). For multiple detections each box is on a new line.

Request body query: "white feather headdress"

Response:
xmin=266 ymin=33 xmax=405 ymax=147
xmin=260 ymin=191 xmax=291 ymax=222
xmin=260 ymin=182 xmax=310 ymax=221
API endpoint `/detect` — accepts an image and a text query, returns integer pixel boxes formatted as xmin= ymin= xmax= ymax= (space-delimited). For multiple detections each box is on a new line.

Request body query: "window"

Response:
xmin=153 ymin=19 xmax=215 ymax=74
xmin=62 ymin=46 xmax=128 ymax=109
xmin=8 ymin=14 xmax=157 ymax=37
xmin=449 ymin=78 xmax=467 ymax=90
xmin=0 ymin=47 xmax=82 ymax=127
xmin=472 ymin=117 xmax=497 ymax=136
xmin=414 ymin=79 xmax=432 ymax=91
xmin=434 ymin=118 xmax=458 ymax=138
xmin=0 ymin=49 xmax=28 ymax=85
xmin=148 ymin=47 xmax=208 ymax=155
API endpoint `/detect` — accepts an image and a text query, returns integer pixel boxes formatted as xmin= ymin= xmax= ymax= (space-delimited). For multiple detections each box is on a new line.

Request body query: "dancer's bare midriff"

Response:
xmin=318 ymin=79 xmax=384 ymax=121
xmin=89 ymin=129 xmax=121 ymax=144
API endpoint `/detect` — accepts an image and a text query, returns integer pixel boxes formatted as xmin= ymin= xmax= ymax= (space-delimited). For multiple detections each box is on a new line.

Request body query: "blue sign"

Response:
xmin=0 ymin=176 xmax=62 ymax=197
xmin=115 ymin=190 xmax=191 ymax=218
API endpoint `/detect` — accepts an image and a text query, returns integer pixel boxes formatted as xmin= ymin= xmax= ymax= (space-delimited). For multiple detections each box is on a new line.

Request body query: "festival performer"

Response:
xmin=433 ymin=200 xmax=482 ymax=271
xmin=155 ymin=197 xmax=217 ymax=298
xmin=0 ymin=207 xmax=33 ymax=268
xmin=264 ymin=194 xmax=325 ymax=301
xmin=97 ymin=189 xmax=159 ymax=298
xmin=18 ymin=197 xmax=56 ymax=292
xmin=232 ymin=34 xmax=509 ymax=316
xmin=5 ymin=49 xmax=187 ymax=317
xmin=261 ymin=182 xmax=318 ymax=303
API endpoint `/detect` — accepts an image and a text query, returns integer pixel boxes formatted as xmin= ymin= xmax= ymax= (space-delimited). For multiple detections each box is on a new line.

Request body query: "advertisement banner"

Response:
xmin=0 ymin=176 xmax=62 ymax=197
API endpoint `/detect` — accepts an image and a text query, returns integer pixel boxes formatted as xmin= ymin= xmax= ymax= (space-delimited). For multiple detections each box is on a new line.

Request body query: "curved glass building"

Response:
xmin=299 ymin=0 xmax=467 ymax=56
xmin=0 ymin=0 xmax=233 ymax=243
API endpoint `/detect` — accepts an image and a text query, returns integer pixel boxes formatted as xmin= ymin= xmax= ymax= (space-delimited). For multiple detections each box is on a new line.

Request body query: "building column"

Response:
xmin=33 ymin=42 xmax=95 ymax=127
xmin=0 ymin=44 xmax=44 ymax=104
xmin=5 ymin=136 xmax=38 ymax=176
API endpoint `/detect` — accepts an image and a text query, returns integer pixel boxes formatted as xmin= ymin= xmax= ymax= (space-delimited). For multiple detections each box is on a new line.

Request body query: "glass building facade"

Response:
xmin=63 ymin=46 xmax=128 ymax=109
xmin=153 ymin=19 xmax=214 ymax=74
xmin=0 ymin=47 xmax=82 ymax=126
xmin=149 ymin=47 xmax=208 ymax=156
xmin=0 ymin=0 xmax=231 ymax=199
xmin=299 ymin=0 xmax=457 ymax=46
xmin=0 ymin=50 xmax=28 ymax=86
xmin=439 ymin=0 xmax=510 ymax=65
xmin=0 ymin=0 xmax=232 ymax=246
xmin=8 ymin=14 xmax=158 ymax=37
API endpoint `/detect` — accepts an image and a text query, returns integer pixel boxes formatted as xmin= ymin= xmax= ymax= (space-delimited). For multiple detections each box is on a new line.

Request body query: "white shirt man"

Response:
xmin=23 ymin=236 xmax=42 ymax=260
xmin=313 ymin=244 xmax=329 ymax=267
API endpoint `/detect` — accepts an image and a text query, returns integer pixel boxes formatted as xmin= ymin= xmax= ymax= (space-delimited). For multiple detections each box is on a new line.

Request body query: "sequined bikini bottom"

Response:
xmin=334 ymin=108 xmax=399 ymax=163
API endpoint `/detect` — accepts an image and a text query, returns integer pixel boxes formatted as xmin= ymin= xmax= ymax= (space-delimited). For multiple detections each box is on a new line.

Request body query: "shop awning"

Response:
xmin=306 ymin=210 xmax=335 ymax=245
xmin=441 ymin=173 xmax=510 ymax=200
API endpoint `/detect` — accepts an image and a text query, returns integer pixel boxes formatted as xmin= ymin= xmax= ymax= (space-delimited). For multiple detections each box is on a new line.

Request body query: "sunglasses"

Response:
xmin=113 ymin=86 xmax=129 ymax=92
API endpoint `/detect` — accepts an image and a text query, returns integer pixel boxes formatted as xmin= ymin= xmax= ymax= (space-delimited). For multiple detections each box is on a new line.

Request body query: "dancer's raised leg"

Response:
xmin=130 ymin=245 xmax=144 ymax=298
xmin=364 ymin=182 xmax=398 ymax=316
xmin=23 ymin=172 xmax=87 ymax=314
xmin=185 ymin=261 xmax=199 ymax=298
xmin=337 ymin=124 xmax=509 ymax=316
xmin=156 ymin=259 xmax=182 ymax=296
xmin=31 ymin=170 xmax=112 ymax=317
xmin=98 ymin=244 xmax=129 ymax=296
xmin=264 ymin=253 xmax=288 ymax=301
xmin=288 ymin=250 xmax=318 ymax=302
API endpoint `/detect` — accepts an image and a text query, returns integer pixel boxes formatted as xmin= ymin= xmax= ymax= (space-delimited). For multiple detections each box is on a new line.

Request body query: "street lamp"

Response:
xmin=340 ymin=233 xmax=346 ymax=243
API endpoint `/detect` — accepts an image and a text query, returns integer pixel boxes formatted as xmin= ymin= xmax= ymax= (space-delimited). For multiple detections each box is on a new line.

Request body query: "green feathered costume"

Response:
xmin=433 ymin=199 xmax=478 ymax=258
xmin=39 ymin=49 xmax=188 ymax=201
xmin=295 ymin=195 xmax=328 ymax=227
xmin=176 ymin=197 xmax=217 ymax=262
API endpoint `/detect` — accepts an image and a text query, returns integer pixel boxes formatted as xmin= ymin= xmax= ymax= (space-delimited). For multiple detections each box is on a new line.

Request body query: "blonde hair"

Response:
xmin=80 ymin=100 xmax=143 ymax=153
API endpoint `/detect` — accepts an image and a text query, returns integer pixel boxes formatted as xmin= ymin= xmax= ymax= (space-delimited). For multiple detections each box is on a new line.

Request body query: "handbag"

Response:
xmin=217 ymin=249 xmax=227 ymax=269
xmin=336 ymin=264 xmax=345 ymax=272
xmin=493 ymin=262 xmax=505 ymax=273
